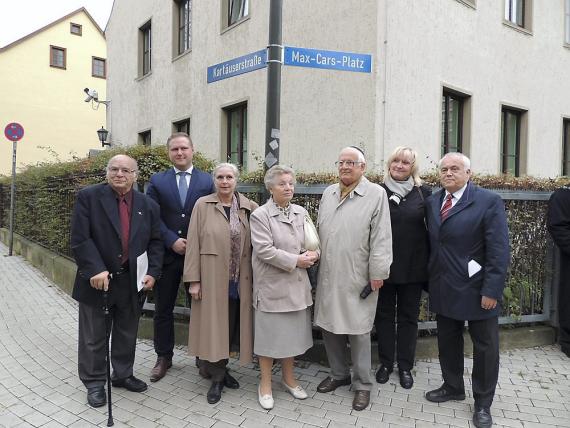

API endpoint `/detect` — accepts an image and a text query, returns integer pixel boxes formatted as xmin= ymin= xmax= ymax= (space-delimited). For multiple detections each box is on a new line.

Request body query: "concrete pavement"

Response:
xmin=0 ymin=242 xmax=569 ymax=428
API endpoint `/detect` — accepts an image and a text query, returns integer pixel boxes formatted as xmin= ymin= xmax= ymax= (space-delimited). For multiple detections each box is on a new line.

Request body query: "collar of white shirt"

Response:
xmin=443 ymin=182 xmax=468 ymax=208
xmin=173 ymin=165 xmax=194 ymax=175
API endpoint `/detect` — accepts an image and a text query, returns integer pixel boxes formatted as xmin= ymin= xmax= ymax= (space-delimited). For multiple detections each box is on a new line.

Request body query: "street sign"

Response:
xmin=284 ymin=46 xmax=372 ymax=73
xmin=4 ymin=122 xmax=24 ymax=142
xmin=207 ymin=49 xmax=267 ymax=83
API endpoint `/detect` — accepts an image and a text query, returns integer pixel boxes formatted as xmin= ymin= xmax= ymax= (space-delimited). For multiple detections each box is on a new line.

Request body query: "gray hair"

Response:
xmin=385 ymin=146 xmax=422 ymax=186
xmin=340 ymin=146 xmax=366 ymax=163
xmin=264 ymin=165 xmax=296 ymax=190
xmin=439 ymin=152 xmax=471 ymax=170
xmin=212 ymin=162 xmax=240 ymax=180
xmin=106 ymin=154 xmax=138 ymax=172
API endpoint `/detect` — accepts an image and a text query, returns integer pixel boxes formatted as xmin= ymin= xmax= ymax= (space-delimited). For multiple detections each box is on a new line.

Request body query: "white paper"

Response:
xmin=468 ymin=259 xmax=482 ymax=278
xmin=136 ymin=251 xmax=148 ymax=291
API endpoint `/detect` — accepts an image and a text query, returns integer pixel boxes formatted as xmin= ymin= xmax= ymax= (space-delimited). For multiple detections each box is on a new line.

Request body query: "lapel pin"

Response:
xmin=138 ymin=211 xmax=143 ymax=215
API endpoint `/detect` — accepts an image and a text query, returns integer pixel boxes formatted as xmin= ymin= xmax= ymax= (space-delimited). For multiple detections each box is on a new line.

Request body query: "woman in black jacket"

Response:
xmin=374 ymin=146 xmax=431 ymax=389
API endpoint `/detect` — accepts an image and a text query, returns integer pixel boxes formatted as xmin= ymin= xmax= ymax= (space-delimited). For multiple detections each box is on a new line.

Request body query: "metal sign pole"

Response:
xmin=8 ymin=140 xmax=17 ymax=256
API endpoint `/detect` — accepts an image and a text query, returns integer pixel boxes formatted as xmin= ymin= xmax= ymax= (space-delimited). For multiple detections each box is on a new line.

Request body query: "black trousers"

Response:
xmin=559 ymin=273 xmax=570 ymax=354
xmin=78 ymin=274 xmax=140 ymax=389
xmin=374 ymin=281 xmax=423 ymax=370
xmin=436 ymin=314 xmax=499 ymax=408
xmin=153 ymin=257 xmax=185 ymax=358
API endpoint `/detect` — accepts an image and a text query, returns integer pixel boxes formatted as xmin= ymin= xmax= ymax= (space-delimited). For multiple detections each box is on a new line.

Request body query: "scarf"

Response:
xmin=272 ymin=197 xmax=291 ymax=219
xmin=228 ymin=194 xmax=241 ymax=283
xmin=384 ymin=174 xmax=414 ymax=198
xmin=339 ymin=177 xmax=362 ymax=201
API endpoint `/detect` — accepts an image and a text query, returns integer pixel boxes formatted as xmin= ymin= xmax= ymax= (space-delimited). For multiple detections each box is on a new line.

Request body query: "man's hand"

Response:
xmin=189 ymin=282 xmax=202 ymax=300
xmin=90 ymin=271 xmax=110 ymax=291
xmin=481 ymin=296 xmax=497 ymax=310
xmin=142 ymin=275 xmax=155 ymax=291
xmin=172 ymin=238 xmax=187 ymax=255
xmin=370 ymin=279 xmax=384 ymax=291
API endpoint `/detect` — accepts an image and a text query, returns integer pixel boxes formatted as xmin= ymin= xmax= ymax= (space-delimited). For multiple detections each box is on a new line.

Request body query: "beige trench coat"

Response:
xmin=250 ymin=201 xmax=313 ymax=312
xmin=183 ymin=192 xmax=258 ymax=364
xmin=314 ymin=177 xmax=392 ymax=335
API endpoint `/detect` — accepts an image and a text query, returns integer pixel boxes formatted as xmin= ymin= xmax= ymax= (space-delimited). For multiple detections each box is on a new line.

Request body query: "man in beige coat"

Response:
xmin=315 ymin=146 xmax=392 ymax=411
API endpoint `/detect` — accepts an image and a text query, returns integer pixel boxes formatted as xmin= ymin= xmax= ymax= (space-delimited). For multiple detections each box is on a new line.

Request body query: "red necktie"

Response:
xmin=119 ymin=197 xmax=130 ymax=264
xmin=440 ymin=194 xmax=453 ymax=221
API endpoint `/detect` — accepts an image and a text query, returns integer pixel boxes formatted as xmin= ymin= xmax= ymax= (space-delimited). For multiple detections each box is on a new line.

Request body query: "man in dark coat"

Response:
xmin=146 ymin=133 xmax=215 ymax=382
xmin=547 ymin=186 xmax=570 ymax=358
xmin=425 ymin=153 xmax=510 ymax=428
xmin=71 ymin=154 xmax=163 ymax=408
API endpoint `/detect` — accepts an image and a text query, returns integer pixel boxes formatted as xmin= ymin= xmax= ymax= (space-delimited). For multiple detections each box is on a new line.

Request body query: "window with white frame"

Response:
xmin=504 ymin=0 xmax=532 ymax=30
xmin=228 ymin=0 xmax=248 ymax=27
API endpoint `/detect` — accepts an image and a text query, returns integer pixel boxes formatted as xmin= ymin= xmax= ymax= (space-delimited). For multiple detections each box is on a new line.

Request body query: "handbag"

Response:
xmin=304 ymin=214 xmax=320 ymax=252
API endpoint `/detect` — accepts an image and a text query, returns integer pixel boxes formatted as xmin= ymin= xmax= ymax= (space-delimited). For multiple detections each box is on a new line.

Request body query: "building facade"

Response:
xmin=0 ymin=8 xmax=106 ymax=175
xmin=106 ymin=0 xmax=570 ymax=177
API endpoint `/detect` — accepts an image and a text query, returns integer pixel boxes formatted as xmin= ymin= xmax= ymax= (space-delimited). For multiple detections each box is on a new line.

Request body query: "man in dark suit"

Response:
xmin=547 ymin=186 xmax=570 ymax=358
xmin=71 ymin=154 xmax=163 ymax=408
xmin=146 ymin=133 xmax=215 ymax=382
xmin=424 ymin=153 xmax=510 ymax=428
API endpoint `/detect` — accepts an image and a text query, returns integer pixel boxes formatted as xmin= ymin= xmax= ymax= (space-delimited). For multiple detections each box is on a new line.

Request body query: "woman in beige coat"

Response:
xmin=183 ymin=163 xmax=257 ymax=405
xmin=250 ymin=165 xmax=319 ymax=410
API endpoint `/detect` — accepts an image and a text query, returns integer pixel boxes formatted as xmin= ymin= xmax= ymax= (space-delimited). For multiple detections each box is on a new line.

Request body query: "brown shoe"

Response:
xmin=316 ymin=376 xmax=351 ymax=393
xmin=352 ymin=390 xmax=370 ymax=411
xmin=150 ymin=357 xmax=172 ymax=382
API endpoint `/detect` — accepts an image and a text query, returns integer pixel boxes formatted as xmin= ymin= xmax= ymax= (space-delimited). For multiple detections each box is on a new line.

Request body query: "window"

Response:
xmin=70 ymin=23 xmax=82 ymax=36
xmin=139 ymin=21 xmax=152 ymax=76
xmin=225 ymin=103 xmax=247 ymax=169
xmin=565 ymin=0 xmax=570 ymax=44
xmin=173 ymin=118 xmax=190 ymax=134
xmin=175 ymin=0 xmax=192 ymax=54
xmin=501 ymin=107 xmax=525 ymax=176
xmin=441 ymin=89 xmax=471 ymax=156
xmin=50 ymin=46 xmax=66 ymax=69
xmin=228 ymin=0 xmax=248 ymax=27
xmin=563 ymin=119 xmax=570 ymax=175
xmin=504 ymin=0 xmax=532 ymax=30
xmin=139 ymin=130 xmax=152 ymax=146
xmin=92 ymin=57 xmax=106 ymax=78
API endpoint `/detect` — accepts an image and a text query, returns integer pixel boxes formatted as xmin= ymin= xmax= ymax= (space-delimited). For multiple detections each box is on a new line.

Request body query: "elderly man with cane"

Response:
xmin=71 ymin=154 xmax=163 ymax=411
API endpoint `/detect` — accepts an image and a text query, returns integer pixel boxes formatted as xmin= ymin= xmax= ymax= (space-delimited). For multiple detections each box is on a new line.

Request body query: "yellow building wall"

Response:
xmin=0 ymin=11 xmax=106 ymax=175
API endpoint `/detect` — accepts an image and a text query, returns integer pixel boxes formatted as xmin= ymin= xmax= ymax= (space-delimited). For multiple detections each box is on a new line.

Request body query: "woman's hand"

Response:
xmin=305 ymin=250 xmax=319 ymax=262
xmin=297 ymin=251 xmax=317 ymax=268
xmin=189 ymin=282 xmax=202 ymax=300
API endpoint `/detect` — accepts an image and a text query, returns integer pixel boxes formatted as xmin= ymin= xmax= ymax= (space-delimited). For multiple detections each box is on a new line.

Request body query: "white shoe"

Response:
xmin=281 ymin=380 xmax=308 ymax=399
xmin=258 ymin=385 xmax=274 ymax=410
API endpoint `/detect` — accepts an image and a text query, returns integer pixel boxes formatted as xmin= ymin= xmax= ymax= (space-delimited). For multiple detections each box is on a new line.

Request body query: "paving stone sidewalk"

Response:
xmin=0 ymin=242 xmax=569 ymax=428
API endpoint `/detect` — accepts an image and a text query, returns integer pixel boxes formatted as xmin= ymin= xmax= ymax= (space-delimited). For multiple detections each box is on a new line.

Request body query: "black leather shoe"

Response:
xmin=224 ymin=371 xmax=239 ymax=389
xmin=398 ymin=369 xmax=413 ymax=389
xmin=112 ymin=375 xmax=148 ymax=393
xmin=473 ymin=406 xmax=493 ymax=428
xmin=425 ymin=385 xmax=465 ymax=403
xmin=375 ymin=365 xmax=392 ymax=384
xmin=316 ymin=376 xmax=351 ymax=393
xmin=207 ymin=381 xmax=224 ymax=404
xmin=87 ymin=386 xmax=106 ymax=408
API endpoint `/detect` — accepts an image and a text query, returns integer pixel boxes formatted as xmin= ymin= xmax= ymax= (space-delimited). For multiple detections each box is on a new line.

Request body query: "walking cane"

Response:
xmin=103 ymin=288 xmax=114 ymax=427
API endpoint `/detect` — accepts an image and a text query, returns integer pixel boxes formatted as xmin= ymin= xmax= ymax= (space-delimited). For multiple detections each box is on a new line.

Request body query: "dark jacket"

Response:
xmin=146 ymin=167 xmax=215 ymax=264
xmin=381 ymin=184 xmax=431 ymax=284
xmin=425 ymin=182 xmax=510 ymax=320
xmin=71 ymin=183 xmax=163 ymax=309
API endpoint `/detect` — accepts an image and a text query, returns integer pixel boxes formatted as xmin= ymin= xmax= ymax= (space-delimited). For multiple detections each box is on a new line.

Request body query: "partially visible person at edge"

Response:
xmin=374 ymin=146 xmax=431 ymax=390
xmin=546 ymin=186 xmax=570 ymax=359
xmin=250 ymin=165 xmax=319 ymax=410
xmin=183 ymin=163 xmax=258 ymax=404
xmin=146 ymin=132 xmax=215 ymax=383
xmin=314 ymin=146 xmax=393 ymax=411
xmin=424 ymin=153 xmax=510 ymax=428
xmin=71 ymin=155 xmax=163 ymax=408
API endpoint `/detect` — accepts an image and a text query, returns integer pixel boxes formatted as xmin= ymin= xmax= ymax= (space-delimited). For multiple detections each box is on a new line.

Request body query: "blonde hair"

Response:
xmin=385 ymin=146 xmax=421 ymax=186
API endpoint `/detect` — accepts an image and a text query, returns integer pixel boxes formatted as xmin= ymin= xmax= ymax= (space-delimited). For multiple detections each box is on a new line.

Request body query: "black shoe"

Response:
xmin=112 ymin=375 xmax=148 ymax=393
xmin=375 ymin=365 xmax=392 ymax=384
xmin=316 ymin=376 xmax=351 ymax=393
xmin=87 ymin=386 xmax=106 ymax=408
xmin=473 ymin=406 xmax=493 ymax=428
xmin=425 ymin=385 xmax=465 ymax=403
xmin=224 ymin=371 xmax=240 ymax=389
xmin=398 ymin=369 xmax=413 ymax=389
xmin=207 ymin=381 xmax=224 ymax=404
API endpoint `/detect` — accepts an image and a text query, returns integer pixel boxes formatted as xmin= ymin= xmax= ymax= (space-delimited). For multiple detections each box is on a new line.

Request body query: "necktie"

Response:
xmin=119 ymin=196 xmax=130 ymax=264
xmin=440 ymin=193 xmax=453 ymax=221
xmin=178 ymin=171 xmax=188 ymax=205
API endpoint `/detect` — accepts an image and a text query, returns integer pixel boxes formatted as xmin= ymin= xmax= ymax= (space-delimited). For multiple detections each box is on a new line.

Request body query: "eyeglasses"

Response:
xmin=335 ymin=160 xmax=363 ymax=168
xmin=107 ymin=167 xmax=136 ymax=175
